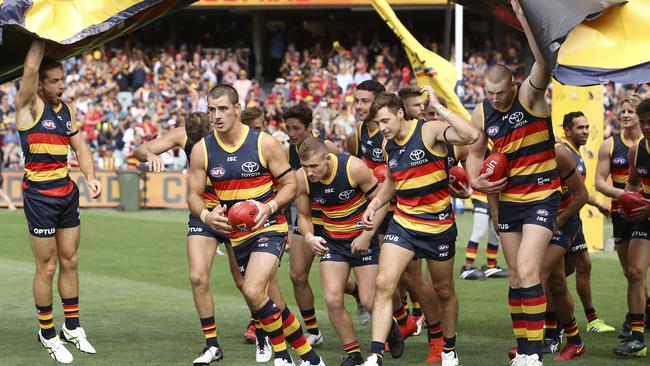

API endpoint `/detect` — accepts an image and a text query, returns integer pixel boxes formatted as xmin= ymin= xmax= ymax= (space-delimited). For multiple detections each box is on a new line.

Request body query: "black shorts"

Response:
xmin=497 ymin=193 xmax=560 ymax=233
xmin=567 ymin=226 xmax=588 ymax=255
xmin=377 ymin=210 xmax=394 ymax=236
xmin=320 ymin=233 xmax=379 ymax=267
xmin=187 ymin=214 xmax=230 ymax=243
xmin=612 ymin=211 xmax=634 ymax=244
xmin=233 ymin=233 xmax=287 ymax=275
xmin=472 ymin=199 xmax=490 ymax=215
xmin=550 ymin=215 xmax=581 ymax=251
xmin=383 ymin=219 xmax=457 ymax=261
xmin=23 ymin=182 xmax=80 ymax=238
xmin=631 ymin=220 xmax=650 ymax=241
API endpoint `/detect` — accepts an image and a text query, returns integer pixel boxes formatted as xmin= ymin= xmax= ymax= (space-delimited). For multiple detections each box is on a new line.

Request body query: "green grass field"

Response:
xmin=0 ymin=209 xmax=645 ymax=365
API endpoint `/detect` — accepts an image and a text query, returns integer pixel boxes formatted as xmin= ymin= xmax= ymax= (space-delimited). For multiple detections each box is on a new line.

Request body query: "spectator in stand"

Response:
xmin=233 ymin=68 xmax=252 ymax=105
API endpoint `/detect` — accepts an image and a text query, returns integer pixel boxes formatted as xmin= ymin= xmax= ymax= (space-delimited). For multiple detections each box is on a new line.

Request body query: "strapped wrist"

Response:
xmin=200 ymin=209 xmax=209 ymax=224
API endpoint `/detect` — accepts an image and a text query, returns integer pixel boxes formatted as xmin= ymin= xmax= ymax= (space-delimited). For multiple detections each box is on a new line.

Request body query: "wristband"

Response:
xmin=200 ymin=209 xmax=209 ymax=224
xmin=268 ymin=200 xmax=278 ymax=214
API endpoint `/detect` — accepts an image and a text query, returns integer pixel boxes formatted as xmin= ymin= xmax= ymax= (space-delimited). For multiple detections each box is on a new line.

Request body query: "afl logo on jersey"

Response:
xmin=361 ymin=145 xmax=367 ymax=154
xmin=613 ymin=157 xmax=627 ymax=165
xmin=487 ymin=126 xmax=499 ymax=137
xmin=210 ymin=166 xmax=226 ymax=178
xmin=338 ymin=189 xmax=355 ymax=201
xmin=42 ymin=120 xmax=56 ymax=130
xmin=389 ymin=159 xmax=398 ymax=169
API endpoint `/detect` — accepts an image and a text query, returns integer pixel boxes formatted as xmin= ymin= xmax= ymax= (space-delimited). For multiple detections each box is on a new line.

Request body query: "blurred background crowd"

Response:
xmin=1 ymin=25 xmax=648 ymax=171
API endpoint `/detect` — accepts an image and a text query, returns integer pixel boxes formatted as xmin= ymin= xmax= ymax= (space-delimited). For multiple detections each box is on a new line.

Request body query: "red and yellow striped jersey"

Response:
xmin=184 ymin=135 xmax=219 ymax=209
xmin=202 ymin=125 xmax=287 ymax=246
xmin=384 ymin=119 xmax=453 ymax=234
xmin=557 ymin=139 xmax=587 ymax=213
xmin=288 ymin=132 xmax=325 ymax=227
xmin=634 ymin=138 xmax=650 ymax=200
xmin=482 ymin=89 xmax=560 ymax=203
xmin=609 ymin=132 xmax=637 ymax=211
xmin=18 ymin=102 xmax=74 ymax=197
xmin=304 ymin=154 xmax=368 ymax=240
xmin=356 ymin=122 xmax=386 ymax=171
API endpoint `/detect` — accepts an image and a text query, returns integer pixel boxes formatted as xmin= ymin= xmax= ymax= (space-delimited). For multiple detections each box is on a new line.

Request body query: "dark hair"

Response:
xmin=356 ymin=79 xmax=386 ymax=96
xmin=241 ymin=107 xmax=264 ymax=123
xmin=637 ymin=98 xmax=650 ymax=117
xmin=39 ymin=57 xmax=63 ymax=81
xmin=369 ymin=92 xmax=405 ymax=121
xmin=298 ymin=137 xmax=328 ymax=161
xmin=562 ymin=111 xmax=585 ymax=129
xmin=283 ymin=105 xmax=313 ymax=128
xmin=397 ymin=86 xmax=421 ymax=101
xmin=207 ymin=84 xmax=239 ymax=105
xmin=185 ymin=112 xmax=212 ymax=143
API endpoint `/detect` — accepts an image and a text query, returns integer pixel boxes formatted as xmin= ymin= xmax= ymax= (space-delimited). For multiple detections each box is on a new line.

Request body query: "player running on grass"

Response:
xmin=361 ymin=91 xmax=480 ymax=366
xmin=466 ymin=2 xmax=559 ymax=364
xmin=188 ymin=85 xmax=324 ymax=366
xmin=135 ymin=112 xmax=275 ymax=364
xmin=295 ymin=137 xmax=387 ymax=365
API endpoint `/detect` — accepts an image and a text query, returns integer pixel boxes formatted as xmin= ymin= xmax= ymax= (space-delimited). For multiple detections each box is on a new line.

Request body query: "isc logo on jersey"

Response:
xmin=42 ymin=120 xmax=56 ymax=130
xmin=210 ymin=166 xmax=225 ymax=178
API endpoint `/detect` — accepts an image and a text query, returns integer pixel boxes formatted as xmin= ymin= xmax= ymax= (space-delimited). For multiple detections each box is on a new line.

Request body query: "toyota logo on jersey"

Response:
xmin=410 ymin=149 xmax=425 ymax=161
xmin=338 ymin=189 xmax=355 ymax=201
xmin=241 ymin=161 xmax=259 ymax=173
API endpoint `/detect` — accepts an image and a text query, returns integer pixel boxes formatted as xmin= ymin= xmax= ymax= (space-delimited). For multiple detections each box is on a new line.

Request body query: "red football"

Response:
xmin=448 ymin=166 xmax=469 ymax=190
xmin=228 ymin=201 xmax=259 ymax=231
xmin=373 ymin=165 xmax=390 ymax=183
xmin=619 ymin=191 xmax=646 ymax=218
xmin=480 ymin=152 xmax=510 ymax=182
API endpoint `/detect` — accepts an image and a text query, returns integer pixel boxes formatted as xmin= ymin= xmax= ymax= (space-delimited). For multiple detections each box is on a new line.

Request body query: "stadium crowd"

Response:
xmin=0 ymin=35 xmax=647 ymax=171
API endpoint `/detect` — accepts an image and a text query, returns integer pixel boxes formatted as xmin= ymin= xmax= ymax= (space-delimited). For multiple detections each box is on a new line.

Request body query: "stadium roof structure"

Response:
xmin=0 ymin=0 xmax=194 ymax=84
xmin=191 ymin=0 xmax=448 ymax=7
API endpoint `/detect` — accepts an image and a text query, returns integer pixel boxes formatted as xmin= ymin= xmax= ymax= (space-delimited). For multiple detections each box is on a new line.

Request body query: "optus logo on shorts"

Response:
xmin=33 ymin=227 xmax=56 ymax=236
xmin=41 ymin=120 xmax=56 ymax=130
